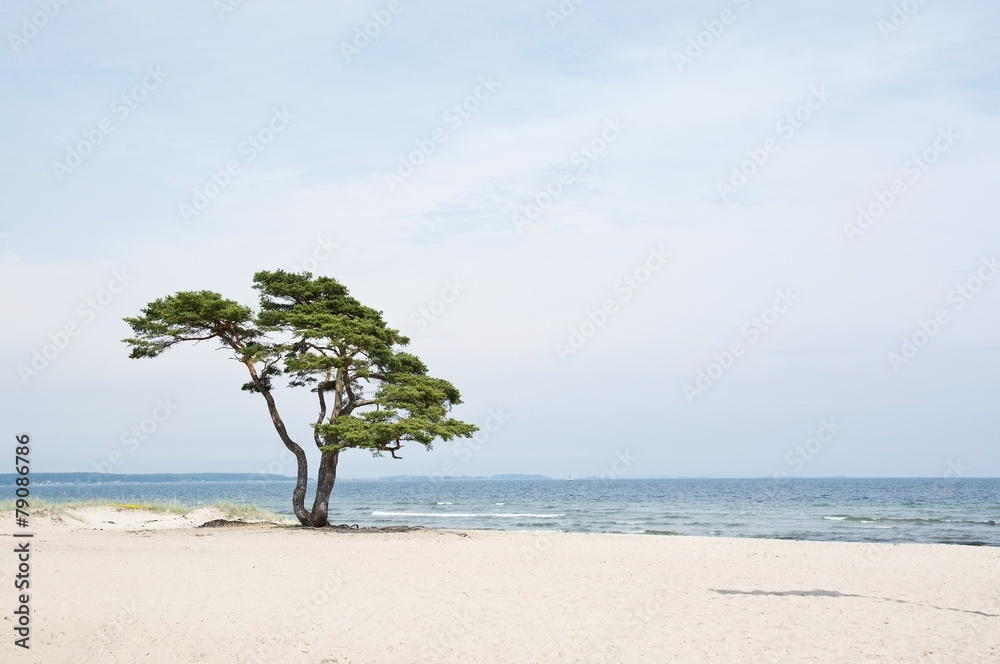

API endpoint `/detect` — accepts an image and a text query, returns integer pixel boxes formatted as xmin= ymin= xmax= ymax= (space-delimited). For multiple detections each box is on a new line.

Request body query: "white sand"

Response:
xmin=2 ymin=507 xmax=998 ymax=663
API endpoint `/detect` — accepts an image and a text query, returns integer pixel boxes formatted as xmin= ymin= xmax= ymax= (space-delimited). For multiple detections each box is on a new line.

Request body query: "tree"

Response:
xmin=122 ymin=270 xmax=478 ymax=526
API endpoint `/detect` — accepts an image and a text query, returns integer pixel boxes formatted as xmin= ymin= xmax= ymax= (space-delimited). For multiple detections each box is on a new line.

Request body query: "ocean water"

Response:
xmin=25 ymin=478 xmax=1000 ymax=546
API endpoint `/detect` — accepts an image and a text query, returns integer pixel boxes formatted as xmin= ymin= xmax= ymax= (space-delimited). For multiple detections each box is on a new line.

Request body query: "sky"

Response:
xmin=1 ymin=0 xmax=998 ymax=480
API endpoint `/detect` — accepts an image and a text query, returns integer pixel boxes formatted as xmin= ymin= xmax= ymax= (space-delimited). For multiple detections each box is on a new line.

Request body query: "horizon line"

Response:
xmin=5 ymin=471 xmax=996 ymax=480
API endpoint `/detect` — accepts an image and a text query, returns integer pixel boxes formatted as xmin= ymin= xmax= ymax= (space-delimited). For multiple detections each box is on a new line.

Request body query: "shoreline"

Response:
xmin=2 ymin=501 xmax=997 ymax=547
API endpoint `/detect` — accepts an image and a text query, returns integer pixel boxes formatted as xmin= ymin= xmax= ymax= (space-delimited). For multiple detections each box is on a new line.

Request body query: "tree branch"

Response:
xmin=379 ymin=439 xmax=403 ymax=459
xmin=314 ymin=368 xmax=330 ymax=448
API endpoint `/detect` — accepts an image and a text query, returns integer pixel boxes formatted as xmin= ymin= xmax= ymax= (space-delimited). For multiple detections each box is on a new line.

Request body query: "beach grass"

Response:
xmin=0 ymin=498 xmax=291 ymax=523
xmin=0 ymin=497 xmax=189 ymax=515
xmin=209 ymin=500 xmax=291 ymax=523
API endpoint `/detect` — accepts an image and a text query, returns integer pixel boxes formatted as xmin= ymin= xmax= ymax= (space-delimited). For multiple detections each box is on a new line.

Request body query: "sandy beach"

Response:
xmin=2 ymin=507 xmax=998 ymax=663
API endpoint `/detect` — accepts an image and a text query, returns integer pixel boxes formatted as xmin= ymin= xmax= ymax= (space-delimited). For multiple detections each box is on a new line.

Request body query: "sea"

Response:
xmin=20 ymin=477 xmax=1000 ymax=546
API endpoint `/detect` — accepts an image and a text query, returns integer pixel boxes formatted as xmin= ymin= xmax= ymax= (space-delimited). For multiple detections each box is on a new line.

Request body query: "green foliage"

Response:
xmin=123 ymin=290 xmax=258 ymax=359
xmin=122 ymin=271 xmax=478 ymax=461
xmin=250 ymin=270 xmax=477 ymax=457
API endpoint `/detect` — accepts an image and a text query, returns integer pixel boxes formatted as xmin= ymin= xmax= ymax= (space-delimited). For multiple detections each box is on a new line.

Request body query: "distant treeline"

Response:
xmin=0 ymin=472 xmax=554 ymax=485
xmin=377 ymin=474 xmax=553 ymax=481
xmin=0 ymin=472 xmax=294 ymax=485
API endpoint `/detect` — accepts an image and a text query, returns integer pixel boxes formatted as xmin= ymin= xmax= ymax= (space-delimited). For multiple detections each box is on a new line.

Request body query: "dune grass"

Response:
xmin=209 ymin=501 xmax=291 ymax=523
xmin=0 ymin=498 xmax=291 ymax=523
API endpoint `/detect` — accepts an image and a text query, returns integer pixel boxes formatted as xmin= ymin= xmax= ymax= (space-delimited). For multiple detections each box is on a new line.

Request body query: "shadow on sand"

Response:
xmin=711 ymin=588 xmax=998 ymax=617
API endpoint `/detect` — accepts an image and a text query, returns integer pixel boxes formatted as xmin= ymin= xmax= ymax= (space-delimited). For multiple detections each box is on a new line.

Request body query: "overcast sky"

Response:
xmin=2 ymin=0 xmax=998 ymax=480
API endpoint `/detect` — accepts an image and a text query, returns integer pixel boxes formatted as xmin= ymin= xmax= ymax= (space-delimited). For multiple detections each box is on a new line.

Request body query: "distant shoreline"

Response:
xmin=0 ymin=472 xmax=555 ymax=485
xmin=3 ymin=472 xmax=997 ymax=485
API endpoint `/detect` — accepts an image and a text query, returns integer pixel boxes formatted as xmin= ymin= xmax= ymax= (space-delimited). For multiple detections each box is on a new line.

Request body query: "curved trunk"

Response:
xmin=309 ymin=450 xmax=340 ymax=528
xmin=245 ymin=360 xmax=313 ymax=526
xmin=287 ymin=443 xmax=312 ymax=526
xmin=261 ymin=387 xmax=313 ymax=526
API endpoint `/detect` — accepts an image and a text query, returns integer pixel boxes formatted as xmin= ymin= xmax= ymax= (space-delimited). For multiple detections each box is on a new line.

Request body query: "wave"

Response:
xmin=372 ymin=511 xmax=565 ymax=519
xmin=825 ymin=515 xmax=998 ymax=526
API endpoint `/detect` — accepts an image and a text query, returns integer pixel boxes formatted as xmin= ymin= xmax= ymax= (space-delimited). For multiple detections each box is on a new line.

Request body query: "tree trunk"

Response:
xmin=244 ymin=360 xmax=314 ymax=526
xmin=309 ymin=450 xmax=340 ymax=527
xmin=260 ymin=391 xmax=313 ymax=526
xmin=289 ymin=446 xmax=313 ymax=527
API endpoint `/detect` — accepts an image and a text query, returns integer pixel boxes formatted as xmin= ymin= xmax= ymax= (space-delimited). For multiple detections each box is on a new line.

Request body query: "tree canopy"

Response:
xmin=123 ymin=270 xmax=477 ymax=526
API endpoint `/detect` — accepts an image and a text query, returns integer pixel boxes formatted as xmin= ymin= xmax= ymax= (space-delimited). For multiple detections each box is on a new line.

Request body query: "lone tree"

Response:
xmin=123 ymin=270 xmax=478 ymax=526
